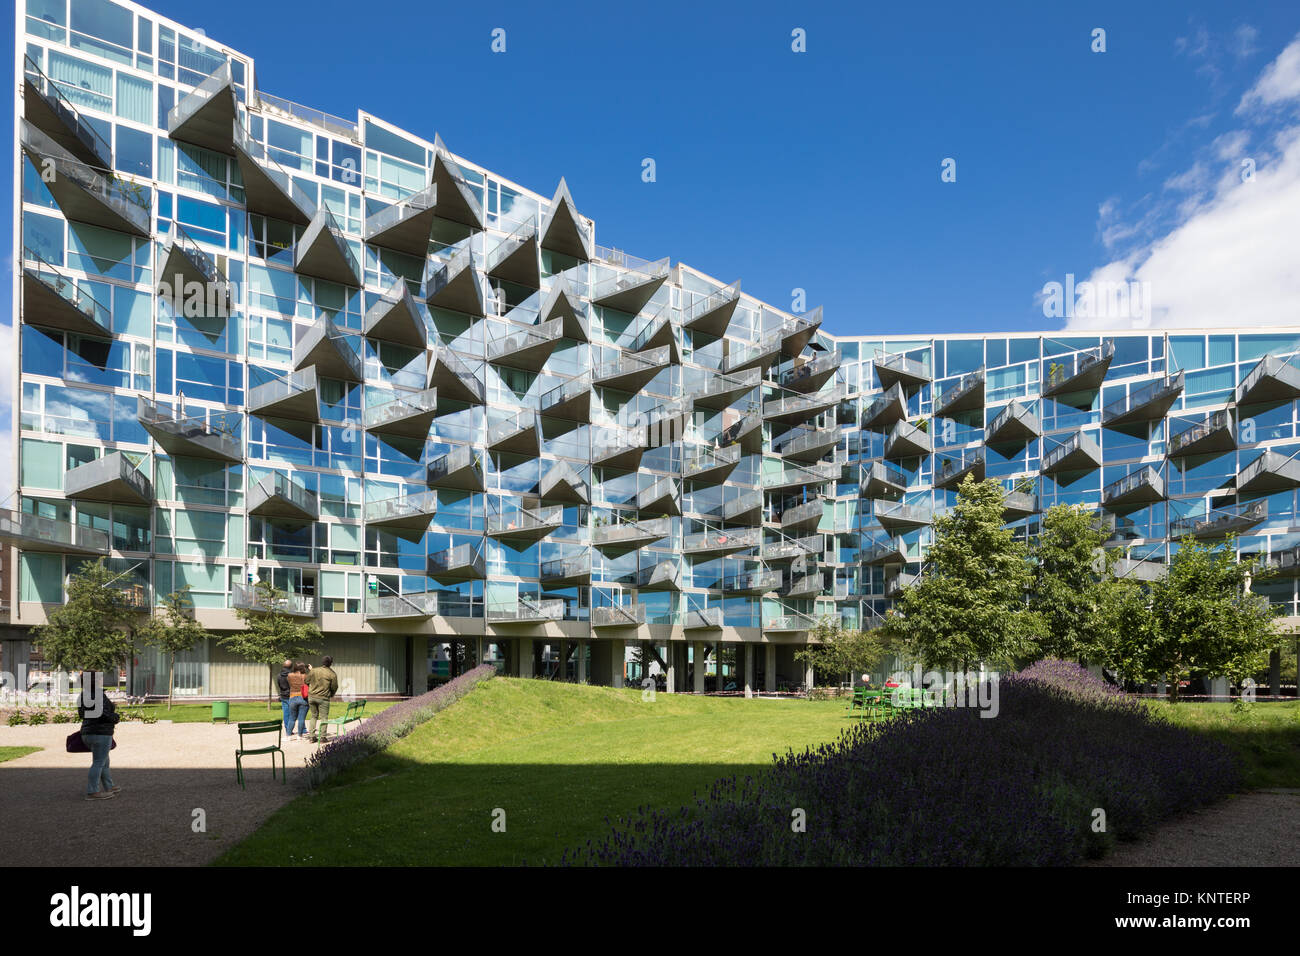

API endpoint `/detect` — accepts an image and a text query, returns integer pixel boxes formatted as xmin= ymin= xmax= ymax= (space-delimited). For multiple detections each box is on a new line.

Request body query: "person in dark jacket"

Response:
xmin=78 ymin=679 xmax=121 ymax=801
xmin=276 ymin=659 xmax=293 ymax=734
xmin=306 ymin=656 xmax=339 ymax=744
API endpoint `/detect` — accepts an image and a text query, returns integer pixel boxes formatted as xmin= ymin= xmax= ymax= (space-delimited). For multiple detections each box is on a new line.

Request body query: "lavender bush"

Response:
xmin=305 ymin=665 xmax=495 ymax=789
xmin=563 ymin=660 xmax=1240 ymax=866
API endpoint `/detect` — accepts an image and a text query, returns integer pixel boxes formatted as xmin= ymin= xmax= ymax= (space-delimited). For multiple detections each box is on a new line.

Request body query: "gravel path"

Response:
xmin=0 ymin=721 xmax=320 ymax=867
xmin=1083 ymin=791 xmax=1300 ymax=867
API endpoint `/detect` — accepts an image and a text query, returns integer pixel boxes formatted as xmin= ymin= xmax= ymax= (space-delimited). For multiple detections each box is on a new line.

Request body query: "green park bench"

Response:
xmin=235 ymin=719 xmax=285 ymax=789
xmin=321 ymin=699 xmax=367 ymax=739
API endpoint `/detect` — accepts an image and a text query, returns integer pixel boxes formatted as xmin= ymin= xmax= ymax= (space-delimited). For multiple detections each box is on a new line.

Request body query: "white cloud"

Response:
xmin=1065 ymin=35 xmax=1300 ymax=331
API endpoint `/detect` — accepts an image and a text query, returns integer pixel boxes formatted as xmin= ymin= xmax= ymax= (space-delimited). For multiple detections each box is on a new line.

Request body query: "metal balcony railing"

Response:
xmin=1043 ymin=339 xmax=1115 ymax=395
xmin=488 ymin=596 xmax=565 ymax=623
xmin=684 ymin=607 xmax=724 ymax=629
xmin=1167 ymin=408 xmax=1234 ymax=458
xmin=365 ymin=592 xmax=438 ymax=620
xmin=1169 ymin=500 xmax=1268 ymax=540
xmin=593 ymin=517 xmax=672 ymax=548
xmin=364 ymin=388 xmax=438 ymax=433
xmin=0 ymin=509 xmax=110 ymax=555
xmin=20 ymin=121 xmax=150 ymax=236
xmin=364 ymin=490 xmax=438 ymax=524
xmin=21 ymin=247 xmax=112 ymax=337
xmin=934 ymin=367 xmax=985 ymax=414
xmin=592 ymin=604 xmax=647 ymax=627
xmin=683 ymin=526 xmax=761 ymax=554
xmin=23 ymin=55 xmax=112 ymax=168
xmin=1101 ymin=372 xmax=1185 ymax=426
xmin=486 ymin=504 xmax=564 ymax=538
xmin=231 ymin=583 xmax=316 ymax=617
xmin=64 ymin=452 xmax=153 ymax=504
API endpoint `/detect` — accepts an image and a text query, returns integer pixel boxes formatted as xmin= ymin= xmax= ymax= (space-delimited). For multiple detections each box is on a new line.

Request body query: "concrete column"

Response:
xmin=2 ymin=641 xmax=30 ymax=697
xmin=803 ymin=649 xmax=815 ymax=694
xmin=715 ymin=641 xmax=725 ymax=692
xmin=1269 ymin=650 xmax=1281 ymax=698
xmin=610 ymin=638 xmax=625 ymax=688
xmin=743 ymin=644 xmax=754 ymax=699
xmin=664 ymin=643 xmax=677 ymax=694
xmin=765 ymin=645 xmax=776 ymax=693
xmin=518 ymin=638 xmax=534 ymax=678
xmin=692 ymin=642 xmax=705 ymax=694
xmin=558 ymin=640 xmax=568 ymax=682
xmin=577 ymin=640 xmax=587 ymax=683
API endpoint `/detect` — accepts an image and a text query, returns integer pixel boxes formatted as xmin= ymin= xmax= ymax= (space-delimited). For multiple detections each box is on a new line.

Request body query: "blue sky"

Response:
xmin=5 ymin=0 xmax=1300 ymax=342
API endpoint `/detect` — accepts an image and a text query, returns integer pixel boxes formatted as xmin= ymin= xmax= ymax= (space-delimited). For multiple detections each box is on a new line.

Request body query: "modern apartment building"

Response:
xmin=7 ymin=1 xmax=1300 ymax=699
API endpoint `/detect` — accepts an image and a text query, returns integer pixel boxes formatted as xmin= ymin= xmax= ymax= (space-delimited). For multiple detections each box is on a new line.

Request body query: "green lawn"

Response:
xmin=0 ymin=746 xmax=42 ymax=764
xmin=1149 ymin=699 xmax=1300 ymax=789
xmin=136 ymin=700 xmax=397 ymax=724
xmin=217 ymin=679 xmax=850 ymax=866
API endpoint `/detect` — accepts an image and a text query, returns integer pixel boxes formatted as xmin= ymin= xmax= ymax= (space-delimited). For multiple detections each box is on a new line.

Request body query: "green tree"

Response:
xmin=1101 ymin=535 xmax=1282 ymax=702
xmin=885 ymin=476 xmax=1040 ymax=671
xmin=31 ymin=559 xmax=145 ymax=691
xmin=1029 ymin=503 xmax=1121 ymax=661
xmin=795 ymin=616 xmax=893 ymax=685
xmin=138 ymin=587 xmax=211 ymax=710
xmin=220 ymin=580 xmax=321 ymax=709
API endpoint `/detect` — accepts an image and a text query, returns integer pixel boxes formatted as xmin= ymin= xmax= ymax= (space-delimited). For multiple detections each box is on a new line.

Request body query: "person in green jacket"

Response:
xmin=306 ymin=655 xmax=339 ymax=743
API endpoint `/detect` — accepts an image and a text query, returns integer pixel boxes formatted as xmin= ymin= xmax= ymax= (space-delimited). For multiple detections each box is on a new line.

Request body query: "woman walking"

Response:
xmin=79 ymin=675 xmax=121 ymax=801
xmin=286 ymin=663 xmax=310 ymax=740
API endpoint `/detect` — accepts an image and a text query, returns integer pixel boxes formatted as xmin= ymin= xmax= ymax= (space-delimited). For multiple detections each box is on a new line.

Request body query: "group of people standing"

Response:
xmin=276 ymin=657 xmax=339 ymax=743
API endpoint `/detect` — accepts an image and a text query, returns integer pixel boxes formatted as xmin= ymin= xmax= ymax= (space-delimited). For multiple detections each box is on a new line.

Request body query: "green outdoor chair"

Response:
xmin=845 ymin=686 xmax=870 ymax=718
xmin=235 ymin=719 xmax=285 ymax=789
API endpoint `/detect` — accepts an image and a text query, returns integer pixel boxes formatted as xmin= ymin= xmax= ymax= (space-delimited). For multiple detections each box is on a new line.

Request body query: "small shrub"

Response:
xmin=6 ymin=712 xmax=26 ymax=727
xmin=25 ymin=710 xmax=49 ymax=726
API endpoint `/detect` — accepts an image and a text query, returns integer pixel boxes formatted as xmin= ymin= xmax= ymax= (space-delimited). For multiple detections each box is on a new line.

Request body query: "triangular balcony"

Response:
xmin=295 ymin=207 xmax=361 ymax=287
xmin=158 ymin=224 xmax=233 ymax=322
xmin=364 ymin=591 xmax=438 ymax=621
xmin=863 ymin=536 xmax=906 ymax=566
xmin=363 ymin=184 xmax=437 ymax=257
xmin=689 ymin=367 xmax=759 ymax=411
xmin=863 ymin=461 xmax=908 ymax=498
xmin=935 ymin=368 xmax=986 ymax=417
xmin=764 ymin=386 xmax=842 ymax=426
xmin=540 ymin=551 xmax=592 ymax=587
xmin=595 ymin=346 xmax=670 ymax=393
xmin=1169 ymin=500 xmax=1268 ymax=541
xmin=1267 ymin=545 xmax=1300 ymax=578
xmin=593 ymin=604 xmax=648 ymax=628
xmin=783 ymin=568 xmax=824 ymax=599
xmin=22 ymin=55 xmax=112 ymax=168
xmin=590 ymin=256 xmax=671 ymax=314
xmin=427 ymin=445 xmax=485 ymax=492
xmin=167 ymin=61 xmax=237 ymax=154
xmin=427 ymin=347 xmax=486 ymax=406
xmin=425 ymin=247 xmax=486 ymax=317
xmin=21 ymin=250 xmax=112 ymax=338
xmin=780 ymin=499 xmax=824 ymax=535
xmin=1041 ymin=430 xmax=1102 ymax=477
xmin=293 ymin=316 xmax=362 ymax=383
xmin=1102 ymin=372 xmax=1185 ymax=429
xmin=539 ymin=179 xmax=593 ymax=261
xmin=683 ymin=526 xmax=760 ymax=559
xmin=1237 ymin=450 xmax=1300 ymax=494
xmin=1002 ymin=489 xmax=1039 ymax=522
xmin=723 ymin=490 xmax=766 ymax=527
xmin=486 ymin=218 xmax=541 ymax=290
xmin=781 ymin=307 xmax=822 ymax=356
xmin=539 ymin=373 xmax=592 ymax=422
xmin=64 ymin=452 xmax=153 ymax=505
xmin=431 ymin=135 xmax=486 ymax=230
xmin=761 ymin=534 xmax=821 ymax=563
xmin=539 ymin=461 xmax=589 ymax=505
xmin=593 ymin=516 xmax=671 ymax=555
xmin=248 ymin=472 xmax=320 ymax=523
xmin=873 ymin=499 xmax=932 ymax=533
xmin=592 ymin=426 xmax=647 ymax=472
xmin=232 ymin=122 xmax=315 ymax=226
xmin=1042 ymin=340 xmax=1115 ymax=406
xmin=861 ymin=383 xmax=908 ymax=432
xmin=1238 ymin=354 xmax=1300 ymax=408
xmin=138 ymin=398 xmax=242 ymax=462
xmin=720 ymin=414 xmax=764 ymax=455
xmin=231 ymin=584 xmax=317 ymax=618
xmin=486 ymin=316 xmax=562 ymax=372
xmin=986 ymin=400 xmax=1041 ymax=447
xmin=721 ymin=569 xmax=782 ymax=595
xmin=1113 ymin=556 xmax=1168 ymax=583
xmin=0 ymin=509 xmax=109 ymax=556
xmin=681 ymin=282 xmax=742 ymax=337
xmin=681 ymin=445 xmax=742 ymax=486
xmin=486 ymin=504 xmax=564 ymax=543
xmin=779 ymin=349 xmax=841 ymax=394
xmin=885 ymin=572 xmax=917 ymax=600
xmin=637 ymin=476 xmax=681 ymax=517
xmin=487 ymin=410 xmax=541 ymax=455
xmin=934 ymin=449 xmax=986 ymax=491
xmin=773 ymin=425 xmax=839 ymax=463
xmin=364 ymin=490 xmax=438 ymax=542
xmin=1167 ymin=409 xmax=1235 ymax=459
xmin=883 ymin=420 xmax=931 ymax=461
xmin=427 ymin=542 xmax=487 ymax=581
xmin=21 ymin=121 xmax=149 ymax=237
xmin=683 ymin=607 xmax=723 ymax=630
xmin=633 ymin=559 xmax=682 ymax=592
xmin=763 ymin=461 xmax=838 ymax=492
xmin=363 ymin=279 xmax=427 ymax=349
xmin=1102 ymin=465 xmax=1166 ymax=512
xmin=723 ymin=332 xmax=782 ymax=376
xmin=873 ymin=350 xmax=930 ymax=393
xmin=540 ymin=277 xmax=589 ymax=341
xmin=488 ymin=596 xmax=567 ymax=625
xmin=763 ymin=610 xmax=820 ymax=633
xmin=629 ymin=306 xmax=679 ymax=362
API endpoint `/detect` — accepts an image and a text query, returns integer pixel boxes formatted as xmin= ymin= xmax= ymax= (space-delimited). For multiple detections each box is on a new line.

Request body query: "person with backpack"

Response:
xmin=306 ymin=656 xmax=339 ymax=744
xmin=78 ymin=676 xmax=122 ymax=801
xmin=276 ymin=659 xmax=293 ymax=734
xmin=286 ymin=662 xmax=310 ymax=740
